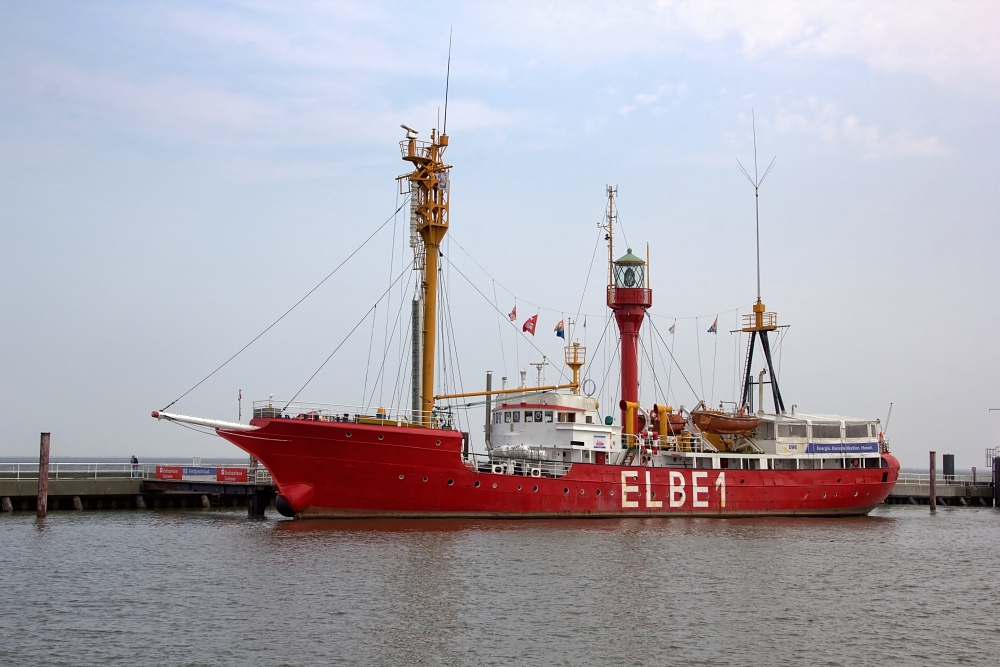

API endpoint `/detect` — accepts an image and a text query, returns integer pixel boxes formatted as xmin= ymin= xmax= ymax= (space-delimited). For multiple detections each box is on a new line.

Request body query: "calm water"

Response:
xmin=2 ymin=506 xmax=998 ymax=666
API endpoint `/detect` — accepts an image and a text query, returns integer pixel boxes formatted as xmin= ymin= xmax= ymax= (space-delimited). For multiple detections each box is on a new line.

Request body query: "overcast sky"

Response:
xmin=2 ymin=1 xmax=998 ymax=468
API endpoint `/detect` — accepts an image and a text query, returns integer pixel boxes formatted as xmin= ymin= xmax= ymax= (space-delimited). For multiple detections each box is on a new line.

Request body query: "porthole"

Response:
xmin=378 ymin=435 xmax=384 ymax=440
xmin=564 ymin=488 xmax=569 ymax=494
xmin=580 ymin=488 xmax=585 ymax=495
xmin=866 ymin=491 xmax=870 ymax=496
xmin=346 ymin=432 xmax=352 ymax=437
xmin=596 ymin=489 xmax=601 ymax=496
xmin=837 ymin=478 xmax=841 ymax=483
xmin=834 ymin=492 xmax=838 ymax=498
xmin=740 ymin=479 xmax=745 ymax=484
xmin=517 ymin=485 xmax=522 ymax=490
xmin=854 ymin=490 xmax=858 ymax=497
xmin=435 ymin=440 xmax=441 ymax=446
xmin=822 ymin=492 xmax=827 ymax=498
xmin=399 ymin=474 xmax=404 ymax=480
xmin=650 ymin=491 xmax=656 ymax=498
xmin=474 ymin=481 xmax=481 ymax=488
xmin=423 ymin=477 xmax=428 ymax=482
xmin=533 ymin=485 xmax=538 ymax=492
xmin=610 ymin=489 xmax=614 ymax=496
xmin=448 ymin=479 xmax=454 ymax=485
xmin=492 ymin=483 xmax=497 ymax=489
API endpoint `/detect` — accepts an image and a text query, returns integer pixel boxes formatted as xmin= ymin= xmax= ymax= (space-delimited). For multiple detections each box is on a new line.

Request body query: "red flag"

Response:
xmin=522 ymin=314 xmax=538 ymax=335
xmin=509 ymin=305 xmax=517 ymax=321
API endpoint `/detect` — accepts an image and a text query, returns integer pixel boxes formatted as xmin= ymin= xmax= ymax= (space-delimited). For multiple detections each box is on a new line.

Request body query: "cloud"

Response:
xmin=768 ymin=99 xmax=949 ymax=159
xmin=479 ymin=1 xmax=1000 ymax=92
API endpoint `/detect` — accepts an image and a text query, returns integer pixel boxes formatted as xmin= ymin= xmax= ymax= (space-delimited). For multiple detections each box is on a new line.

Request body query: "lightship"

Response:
xmin=153 ymin=125 xmax=899 ymax=518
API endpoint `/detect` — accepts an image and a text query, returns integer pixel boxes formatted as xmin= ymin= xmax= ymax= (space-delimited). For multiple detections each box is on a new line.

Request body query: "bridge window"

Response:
xmin=585 ymin=415 xmax=593 ymax=424
xmin=512 ymin=411 xmax=520 ymax=423
xmin=494 ymin=413 xmax=501 ymax=424
xmin=504 ymin=412 xmax=511 ymax=423
xmin=525 ymin=411 xmax=533 ymax=423
xmin=534 ymin=411 xmax=543 ymax=422
xmin=545 ymin=411 xmax=553 ymax=423
xmin=822 ymin=458 xmax=844 ymax=469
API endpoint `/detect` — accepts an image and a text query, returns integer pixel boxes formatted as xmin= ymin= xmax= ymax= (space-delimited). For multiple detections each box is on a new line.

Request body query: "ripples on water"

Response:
xmin=2 ymin=506 xmax=998 ymax=666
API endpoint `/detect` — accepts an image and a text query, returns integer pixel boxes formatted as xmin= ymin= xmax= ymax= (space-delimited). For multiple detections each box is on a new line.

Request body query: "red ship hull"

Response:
xmin=219 ymin=418 xmax=900 ymax=519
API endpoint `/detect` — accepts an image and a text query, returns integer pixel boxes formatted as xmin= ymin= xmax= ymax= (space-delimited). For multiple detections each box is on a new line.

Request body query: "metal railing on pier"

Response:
xmin=0 ymin=463 xmax=272 ymax=485
xmin=895 ymin=472 xmax=991 ymax=486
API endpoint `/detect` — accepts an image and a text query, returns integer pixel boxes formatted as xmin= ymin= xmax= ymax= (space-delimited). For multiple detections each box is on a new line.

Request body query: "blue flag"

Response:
xmin=554 ymin=319 xmax=565 ymax=339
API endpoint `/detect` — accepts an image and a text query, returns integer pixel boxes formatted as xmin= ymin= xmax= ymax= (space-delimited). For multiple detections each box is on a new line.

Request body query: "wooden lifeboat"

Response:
xmin=691 ymin=409 xmax=760 ymax=435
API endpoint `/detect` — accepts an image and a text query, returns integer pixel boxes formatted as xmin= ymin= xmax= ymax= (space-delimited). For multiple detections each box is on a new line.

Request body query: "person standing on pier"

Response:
xmin=131 ymin=455 xmax=139 ymax=478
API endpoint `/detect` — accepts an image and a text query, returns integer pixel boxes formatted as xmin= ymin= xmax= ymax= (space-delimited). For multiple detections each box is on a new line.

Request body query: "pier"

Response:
xmin=0 ymin=462 xmax=275 ymax=516
xmin=884 ymin=472 xmax=994 ymax=506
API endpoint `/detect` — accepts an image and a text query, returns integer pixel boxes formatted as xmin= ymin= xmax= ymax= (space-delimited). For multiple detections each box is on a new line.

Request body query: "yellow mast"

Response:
xmin=399 ymin=126 xmax=451 ymax=427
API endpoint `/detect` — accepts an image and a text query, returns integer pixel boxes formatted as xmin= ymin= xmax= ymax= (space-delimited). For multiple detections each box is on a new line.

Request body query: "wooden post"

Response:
xmin=993 ymin=457 xmax=999 ymax=508
xmin=929 ymin=450 xmax=936 ymax=512
xmin=37 ymin=432 xmax=50 ymax=516
xmin=484 ymin=371 xmax=493 ymax=450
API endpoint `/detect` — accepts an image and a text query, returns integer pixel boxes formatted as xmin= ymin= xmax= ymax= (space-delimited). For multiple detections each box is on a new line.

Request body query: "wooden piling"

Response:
xmin=37 ymin=432 xmax=50 ymax=516
xmin=200 ymin=494 xmax=211 ymax=508
xmin=929 ymin=450 xmax=936 ymax=512
xmin=72 ymin=496 xmax=83 ymax=511
xmin=135 ymin=495 xmax=146 ymax=509
xmin=994 ymin=457 xmax=999 ymax=508
xmin=1 ymin=497 xmax=11 ymax=512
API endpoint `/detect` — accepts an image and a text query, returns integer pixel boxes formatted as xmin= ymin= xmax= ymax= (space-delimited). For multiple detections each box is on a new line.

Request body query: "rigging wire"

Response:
xmin=366 ymin=269 xmax=416 ymax=409
xmin=573 ymin=227 xmax=604 ymax=332
xmin=159 ymin=196 xmax=410 ymax=412
xmin=648 ymin=317 xmax=702 ymax=402
xmin=492 ymin=280 xmax=508 ymax=379
xmin=284 ymin=260 xmax=414 ymax=408
xmin=710 ymin=316 xmax=719 ymax=408
xmin=441 ymin=253 xmax=569 ymax=382
xmin=696 ymin=317 xmax=705 ymax=399
xmin=638 ymin=336 xmax=668 ymax=408
xmin=361 ymin=303 xmax=378 ymax=405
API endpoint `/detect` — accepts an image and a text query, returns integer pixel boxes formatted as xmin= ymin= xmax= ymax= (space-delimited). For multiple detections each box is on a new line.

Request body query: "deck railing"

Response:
xmin=251 ymin=400 xmax=454 ymax=429
xmin=467 ymin=453 xmax=571 ymax=479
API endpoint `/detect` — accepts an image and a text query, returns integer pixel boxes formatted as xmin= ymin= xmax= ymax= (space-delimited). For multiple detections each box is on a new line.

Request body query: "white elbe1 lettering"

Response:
xmin=620 ymin=471 xmax=639 ymax=508
xmin=669 ymin=470 xmax=686 ymax=508
xmin=715 ymin=472 xmax=726 ymax=508
xmin=692 ymin=471 xmax=709 ymax=508
xmin=646 ymin=470 xmax=662 ymax=508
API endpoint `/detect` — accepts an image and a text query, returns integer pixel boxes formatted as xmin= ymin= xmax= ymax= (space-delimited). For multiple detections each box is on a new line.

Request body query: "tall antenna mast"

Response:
xmin=443 ymin=27 xmax=452 ymax=135
xmin=736 ymin=111 xmax=785 ymax=415
xmin=736 ymin=111 xmax=775 ymax=301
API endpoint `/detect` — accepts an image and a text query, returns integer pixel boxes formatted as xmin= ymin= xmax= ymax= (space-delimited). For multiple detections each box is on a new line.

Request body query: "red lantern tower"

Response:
xmin=603 ymin=187 xmax=652 ymax=438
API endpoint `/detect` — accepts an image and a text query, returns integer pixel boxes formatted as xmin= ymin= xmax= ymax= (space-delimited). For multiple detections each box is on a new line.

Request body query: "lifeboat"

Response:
xmin=661 ymin=413 xmax=688 ymax=435
xmin=691 ymin=409 xmax=760 ymax=435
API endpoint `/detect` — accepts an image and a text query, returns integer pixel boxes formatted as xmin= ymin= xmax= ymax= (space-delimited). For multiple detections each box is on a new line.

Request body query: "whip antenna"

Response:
xmin=443 ymin=27 xmax=452 ymax=135
xmin=736 ymin=110 xmax=776 ymax=301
